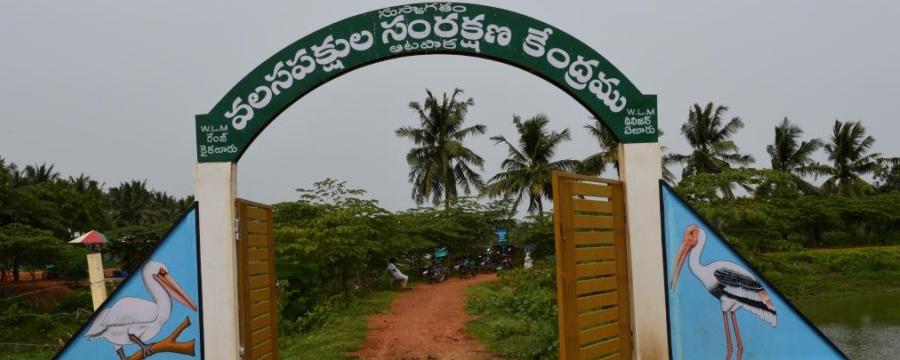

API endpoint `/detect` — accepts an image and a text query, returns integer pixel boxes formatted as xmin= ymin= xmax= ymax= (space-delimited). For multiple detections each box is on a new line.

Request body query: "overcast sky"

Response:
xmin=1 ymin=1 xmax=898 ymax=212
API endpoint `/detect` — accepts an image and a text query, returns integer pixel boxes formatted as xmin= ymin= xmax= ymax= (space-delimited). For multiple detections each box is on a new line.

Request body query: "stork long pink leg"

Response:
xmin=723 ymin=311 xmax=733 ymax=360
xmin=730 ymin=311 xmax=744 ymax=360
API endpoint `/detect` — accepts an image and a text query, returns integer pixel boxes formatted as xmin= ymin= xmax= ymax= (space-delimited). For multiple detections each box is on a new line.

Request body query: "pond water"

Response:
xmin=796 ymin=291 xmax=900 ymax=360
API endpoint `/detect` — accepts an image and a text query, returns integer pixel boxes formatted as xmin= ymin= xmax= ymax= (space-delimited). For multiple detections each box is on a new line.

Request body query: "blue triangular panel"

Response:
xmin=661 ymin=184 xmax=844 ymax=359
xmin=55 ymin=205 xmax=203 ymax=359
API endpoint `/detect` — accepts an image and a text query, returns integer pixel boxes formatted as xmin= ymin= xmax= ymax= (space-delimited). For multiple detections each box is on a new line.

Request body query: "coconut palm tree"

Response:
xmin=579 ymin=120 xmax=619 ymax=176
xmin=816 ymin=120 xmax=883 ymax=196
xmin=668 ymin=103 xmax=754 ymax=198
xmin=395 ymin=88 xmax=487 ymax=207
xmin=13 ymin=163 xmax=60 ymax=186
xmin=669 ymin=103 xmax=754 ymax=177
xmin=767 ymin=118 xmax=822 ymax=176
xmin=579 ymin=118 xmax=676 ymax=183
xmin=485 ymin=114 xmax=579 ymax=214
xmin=107 ymin=180 xmax=160 ymax=225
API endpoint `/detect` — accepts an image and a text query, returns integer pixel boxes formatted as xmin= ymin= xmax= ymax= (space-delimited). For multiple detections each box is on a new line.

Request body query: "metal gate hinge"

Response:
xmin=234 ymin=217 xmax=240 ymax=241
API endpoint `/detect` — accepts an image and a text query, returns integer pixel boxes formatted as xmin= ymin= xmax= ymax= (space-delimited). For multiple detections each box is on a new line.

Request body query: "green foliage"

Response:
xmin=275 ymin=179 xmax=513 ymax=322
xmin=0 ymin=289 xmax=93 ymax=357
xmin=875 ymin=160 xmax=900 ymax=193
xmin=817 ymin=120 xmax=883 ymax=196
xmin=395 ymin=88 xmax=487 ymax=207
xmin=276 ymin=179 xmax=423 ymax=321
xmin=466 ymin=264 xmax=559 ymax=360
xmin=279 ymin=290 xmax=397 ymax=360
xmin=767 ymin=117 xmax=823 ymax=176
xmin=756 ymin=246 xmax=900 ymax=298
xmin=0 ymin=223 xmax=84 ymax=282
xmin=398 ymin=197 xmax=514 ymax=257
xmin=106 ymin=223 xmax=169 ymax=273
xmin=668 ymin=102 xmax=754 ymax=179
xmin=485 ymin=114 xmax=579 ymax=214
xmin=508 ymin=213 xmax=554 ymax=259
xmin=677 ymin=170 xmax=900 ymax=251
xmin=0 ymin=156 xmax=192 ymax=356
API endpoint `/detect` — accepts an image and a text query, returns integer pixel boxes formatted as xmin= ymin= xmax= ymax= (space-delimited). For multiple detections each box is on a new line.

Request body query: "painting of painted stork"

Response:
xmin=661 ymin=184 xmax=846 ymax=360
xmin=670 ymin=224 xmax=776 ymax=359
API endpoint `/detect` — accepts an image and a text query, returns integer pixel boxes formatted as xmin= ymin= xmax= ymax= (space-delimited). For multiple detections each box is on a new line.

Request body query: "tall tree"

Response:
xmin=767 ymin=117 xmax=822 ymax=176
xmin=817 ymin=120 xmax=883 ymax=196
xmin=669 ymin=102 xmax=754 ymax=177
xmin=580 ymin=118 xmax=676 ymax=183
xmin=15 ymin=163 xmax=60 ymax=186
xmin=107 ymin=180 xmax=159 ymax=225
xmin=62 ymin=174 xmax=111 ymax=234
xmin=395 ymin=89 xmax=487 ymax=207
xmin=0 ymin=158 xmax=11 ymax=217
xmin=485 ymin=114 xmax=579 ymax=214
xmin=875 ymin=160 xmax=900 ymax=193
xmin=579 ymin=120 xmax=619 ymax=176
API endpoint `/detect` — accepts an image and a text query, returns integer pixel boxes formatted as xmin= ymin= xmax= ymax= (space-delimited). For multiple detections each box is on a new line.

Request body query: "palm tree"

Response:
xmin=669 ymin=102 xmax=754 ymax=177
xmin=107 ymin=180 xmax=160 ymax=225
xmin=579 ymin=120 xmax=619 ymax=176
xmin=767 ymin=117 xmax=822 ymax=176
xmin=580 ymin=119 xmax=677 ymax=183
xmin=485 ymin=114 xmax=579 ymax=214
xmin=816 ymin=120 xmax=883 ymax=196
xmin=395 ymin=88 xmax=487 ymax=207
xmin=14 ymin=163 xmax=60 ymax=186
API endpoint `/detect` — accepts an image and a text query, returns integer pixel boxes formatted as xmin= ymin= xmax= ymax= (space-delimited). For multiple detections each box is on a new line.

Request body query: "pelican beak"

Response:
xmin=155 ymin=271 xmax=199 ymax=311
xmin=670 ymin=227 xmax=695 ymax=291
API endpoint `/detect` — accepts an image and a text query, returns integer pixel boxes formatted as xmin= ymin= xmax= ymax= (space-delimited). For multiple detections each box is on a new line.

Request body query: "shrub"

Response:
xmin=466 ymin=263 xmax=559 ymax=360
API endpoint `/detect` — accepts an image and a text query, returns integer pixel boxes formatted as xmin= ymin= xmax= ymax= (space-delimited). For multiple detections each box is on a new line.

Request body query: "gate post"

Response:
xmin=617 ymin=143 xmax=669 ymax=359
xmin=194 ymin=162 xmax=241 ymax=359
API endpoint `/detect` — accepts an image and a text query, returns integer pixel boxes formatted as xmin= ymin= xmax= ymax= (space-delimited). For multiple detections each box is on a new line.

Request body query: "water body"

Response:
xmin=796 ymin=291 xmax=900 ymax=360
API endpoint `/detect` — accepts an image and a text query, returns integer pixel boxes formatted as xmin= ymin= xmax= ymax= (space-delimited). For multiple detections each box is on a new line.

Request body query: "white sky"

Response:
xmin=1 ymin=1 xmax=898 ymax=213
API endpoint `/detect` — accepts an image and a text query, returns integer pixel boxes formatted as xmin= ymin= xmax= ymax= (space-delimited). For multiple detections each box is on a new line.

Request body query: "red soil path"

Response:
xmin=354 ymin=274 xmax=503 ymax=360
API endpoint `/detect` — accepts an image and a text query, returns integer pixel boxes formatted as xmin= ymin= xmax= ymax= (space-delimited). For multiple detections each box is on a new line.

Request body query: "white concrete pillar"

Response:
xmin=194 ymin=162 xmax=241 ymax=359
xmin=618 ymin=142 xmax=669 ymax=359
xmin=86 ymin=252 xmax=107 ymax=310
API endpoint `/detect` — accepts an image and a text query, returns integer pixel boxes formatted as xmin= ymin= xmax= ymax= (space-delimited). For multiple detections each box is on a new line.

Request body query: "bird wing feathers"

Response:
xmin=84 ymin=297 xmax=159 ymax=337
xmin=713 ymin=265 xmax=777 ymax=327
xmin=85 ymin=308 xmax=110 ymax=338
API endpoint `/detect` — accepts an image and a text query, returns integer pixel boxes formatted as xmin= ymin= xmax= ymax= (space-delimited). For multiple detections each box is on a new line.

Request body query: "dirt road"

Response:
xmin=354 ymin=274 xmax=501 ymax=360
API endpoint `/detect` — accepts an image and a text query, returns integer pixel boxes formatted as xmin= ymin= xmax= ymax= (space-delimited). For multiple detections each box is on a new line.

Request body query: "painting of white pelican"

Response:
xmin=55 ymin=205 xmax=202 ymax=360
xmin=661 ymin=184 xmax=845 ymax=359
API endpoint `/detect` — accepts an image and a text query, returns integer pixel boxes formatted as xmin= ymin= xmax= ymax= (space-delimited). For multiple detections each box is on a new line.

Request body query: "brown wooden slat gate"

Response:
xmin=552 ymin=172 xmax=632 ymax=360
xmin=236 ymin=199 xmax=278 ymax=360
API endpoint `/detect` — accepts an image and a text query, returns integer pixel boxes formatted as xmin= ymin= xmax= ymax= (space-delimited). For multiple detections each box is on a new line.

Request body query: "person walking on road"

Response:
xmin=387 ymin=258 xmax=409 ymax=288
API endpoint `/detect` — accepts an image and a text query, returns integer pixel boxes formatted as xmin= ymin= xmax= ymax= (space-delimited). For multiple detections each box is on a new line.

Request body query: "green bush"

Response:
xmin=466 ymin=264 xmax=559 ymax=360
xmin=0 ymin=289 xmax=92 ymax=357
xmin=756 ymin=245 xmax=900 ymax=298
xmin=279 ymin=290 xmax=397 ymax=360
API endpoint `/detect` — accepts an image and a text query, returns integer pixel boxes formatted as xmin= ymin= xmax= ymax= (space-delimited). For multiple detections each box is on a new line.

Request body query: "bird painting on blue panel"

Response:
xmin=661 ymin=184 xmax=844 ymax=360
xmin=55 ymin=206 xmax=202 ymax=360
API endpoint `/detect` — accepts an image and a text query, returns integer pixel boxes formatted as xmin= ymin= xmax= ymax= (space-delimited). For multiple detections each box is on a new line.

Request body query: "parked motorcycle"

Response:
xmin=454 ymin=257 xmax=477 ymax=278
xmin=423 ymin=259 xmax=448 ymax=283
xmin=477 ymin=254 xmax=495 ymax=273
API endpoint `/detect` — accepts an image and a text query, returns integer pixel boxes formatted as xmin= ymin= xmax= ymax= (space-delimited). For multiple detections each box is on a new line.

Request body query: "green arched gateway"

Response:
xmin=195 ymin=2 xmax=658 ymax=162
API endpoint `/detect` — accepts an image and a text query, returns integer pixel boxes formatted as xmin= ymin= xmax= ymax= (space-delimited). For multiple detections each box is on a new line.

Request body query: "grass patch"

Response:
xmin=465 ymin=265 xmax=559 ymax=360
xmin=279 ymin=290 xmax=397 ymax=360
xmin=754 ymin=245 xmax=900 ymax=298
xmin=0 ymin=288 xmax=93 ymax=359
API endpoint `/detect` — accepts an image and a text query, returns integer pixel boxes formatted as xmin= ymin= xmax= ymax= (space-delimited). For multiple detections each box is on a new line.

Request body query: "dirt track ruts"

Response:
xmin=353 ymin=273 xmax=502 ymax=360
